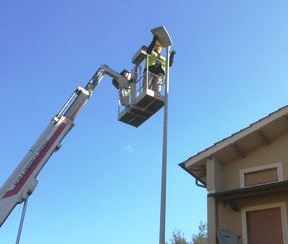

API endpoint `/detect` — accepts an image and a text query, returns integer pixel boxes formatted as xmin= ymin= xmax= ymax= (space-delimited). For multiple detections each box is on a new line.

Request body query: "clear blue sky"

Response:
xmin=1 ymin=0 xmax=288 ymax=243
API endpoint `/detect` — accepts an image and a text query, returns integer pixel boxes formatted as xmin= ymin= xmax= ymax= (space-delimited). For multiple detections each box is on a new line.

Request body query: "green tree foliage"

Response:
xmin=169 ymin=230 xmax=189 ymax=244
xmin=169 ymin=222 xmax=207 ymax=244
xmin=191 ymin=222 xmax=207 ymax=244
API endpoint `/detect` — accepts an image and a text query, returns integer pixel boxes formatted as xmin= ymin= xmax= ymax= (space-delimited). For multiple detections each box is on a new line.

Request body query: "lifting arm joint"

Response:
xmin=85 ymin=64 xmax=130 ymax=94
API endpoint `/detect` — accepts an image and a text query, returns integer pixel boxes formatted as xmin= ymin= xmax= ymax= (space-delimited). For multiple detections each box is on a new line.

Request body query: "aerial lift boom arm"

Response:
xmin=0 ymin=64 xmax=129 ymax=227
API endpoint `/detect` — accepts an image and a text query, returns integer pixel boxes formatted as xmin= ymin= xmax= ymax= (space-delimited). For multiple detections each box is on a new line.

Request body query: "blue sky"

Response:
xmin=1 ymin=0 xmax=288 ymax=243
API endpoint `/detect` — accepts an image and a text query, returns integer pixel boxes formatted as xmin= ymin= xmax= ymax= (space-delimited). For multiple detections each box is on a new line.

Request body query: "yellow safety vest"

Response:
xmin=148 ymin=50 xmax=166 ymax=73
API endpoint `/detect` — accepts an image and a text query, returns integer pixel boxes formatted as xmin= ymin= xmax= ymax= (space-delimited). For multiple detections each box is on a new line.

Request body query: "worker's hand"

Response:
xmin=169 ymin=50 xmax=176 ymax=67
xmin=171 ymin=50 xmax=176 ymax=56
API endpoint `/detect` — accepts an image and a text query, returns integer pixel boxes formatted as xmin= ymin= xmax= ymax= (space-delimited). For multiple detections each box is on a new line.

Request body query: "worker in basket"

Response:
xmin=112 ymin=69 xmax=134 ymax=106
xmin=144 ymin=35 xmax=176 ymax=93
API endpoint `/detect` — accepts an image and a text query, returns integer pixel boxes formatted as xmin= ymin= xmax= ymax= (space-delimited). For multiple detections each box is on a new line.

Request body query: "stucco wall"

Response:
xmin=222 ymin=132 xmax=288 ymax=191
xmin=217 ymin=193 xmax=288 ymax=243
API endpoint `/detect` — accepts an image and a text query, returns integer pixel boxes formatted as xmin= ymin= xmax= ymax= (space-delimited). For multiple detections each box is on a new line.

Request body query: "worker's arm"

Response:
xmin=146 ymin=35 xmax=158 ymax=54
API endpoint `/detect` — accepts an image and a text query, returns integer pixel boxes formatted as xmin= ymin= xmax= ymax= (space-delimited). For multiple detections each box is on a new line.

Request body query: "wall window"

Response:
xmin=240 ymin=162 xmax=283 ymax=188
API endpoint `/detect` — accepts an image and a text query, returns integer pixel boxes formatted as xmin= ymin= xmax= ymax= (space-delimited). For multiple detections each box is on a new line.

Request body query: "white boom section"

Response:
xmin=0 ymin=65 xmax=129 ymax=227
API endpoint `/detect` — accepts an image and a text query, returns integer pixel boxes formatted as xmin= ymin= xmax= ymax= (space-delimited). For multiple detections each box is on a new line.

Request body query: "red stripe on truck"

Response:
xmin=2 ymin=120 xmax=68 ymax=199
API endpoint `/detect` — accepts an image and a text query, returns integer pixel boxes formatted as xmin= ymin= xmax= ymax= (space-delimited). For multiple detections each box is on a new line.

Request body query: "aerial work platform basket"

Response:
xmin=118 ymin=74 xmax=165 ymax=127
xmin=117 ymin=26 xmax=172 ymax=127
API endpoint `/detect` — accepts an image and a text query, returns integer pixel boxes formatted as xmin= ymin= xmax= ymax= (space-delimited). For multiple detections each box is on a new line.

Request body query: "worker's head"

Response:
xmin=154 ymin=40 xmax=163 ymax=53
xmin=122 ymin=69 xmax=132 ymax=81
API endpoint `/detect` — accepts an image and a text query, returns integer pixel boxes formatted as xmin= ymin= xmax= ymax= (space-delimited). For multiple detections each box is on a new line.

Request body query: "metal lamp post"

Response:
xmin=159 ymin=45 xmax=171 ymax=244
xmin=149 ymin=26 xmax=173 ymax=244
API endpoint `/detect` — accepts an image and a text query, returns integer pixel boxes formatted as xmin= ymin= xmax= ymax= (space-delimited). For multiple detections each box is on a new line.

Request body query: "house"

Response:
xmin=180 ymin=105 xmax=288 ymax=244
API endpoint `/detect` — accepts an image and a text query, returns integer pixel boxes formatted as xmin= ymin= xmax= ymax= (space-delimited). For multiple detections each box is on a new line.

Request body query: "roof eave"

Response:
xmin=185 ymin=105 xmax=288 ymax=168
xmin=179 ymin=161 xmax=207 ymax=187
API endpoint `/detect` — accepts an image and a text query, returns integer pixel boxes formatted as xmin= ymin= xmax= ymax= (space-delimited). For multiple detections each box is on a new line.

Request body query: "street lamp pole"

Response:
xmin=159 ymin=45 xmax=171 ymax=244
